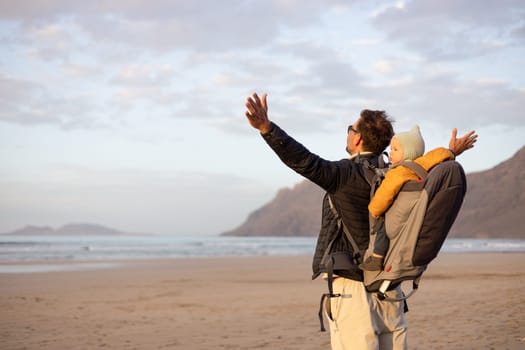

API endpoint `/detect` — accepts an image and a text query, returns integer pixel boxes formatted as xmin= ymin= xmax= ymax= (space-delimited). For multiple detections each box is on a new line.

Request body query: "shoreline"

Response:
xmin=2 ymin=236 xmax=524 ymax=267
xmin=1 ymin=250 xmax=524 ymax=273
xmin=2 ymin=253 xmax=525 ymax=349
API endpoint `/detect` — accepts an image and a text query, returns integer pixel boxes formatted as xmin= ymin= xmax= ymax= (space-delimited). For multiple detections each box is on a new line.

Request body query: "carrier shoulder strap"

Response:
xmin=394 ymin=161 xmax=428 ymax=180
xmin=357 ymin=153 xmax=390 ymax=198
xmin=327 ymin=195 xmax=361 ymax=259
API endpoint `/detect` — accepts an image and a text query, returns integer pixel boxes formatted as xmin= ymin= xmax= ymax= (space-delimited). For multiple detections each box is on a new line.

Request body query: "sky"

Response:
xmin=1 ymin=0 xmax=524 ymax=235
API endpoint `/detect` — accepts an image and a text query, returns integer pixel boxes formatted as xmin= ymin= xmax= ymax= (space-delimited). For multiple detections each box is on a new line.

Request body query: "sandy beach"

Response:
xmin=1 ymin=253 xmax=524 ymax=350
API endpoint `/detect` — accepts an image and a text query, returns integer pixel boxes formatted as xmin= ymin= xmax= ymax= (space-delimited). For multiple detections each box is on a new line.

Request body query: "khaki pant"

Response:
xmin=326 ymin=278 xmax=408 ymax=350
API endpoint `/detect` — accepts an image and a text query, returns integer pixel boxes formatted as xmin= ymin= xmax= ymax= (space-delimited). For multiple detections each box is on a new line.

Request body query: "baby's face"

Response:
xmin=389 ymin=137 xmax=404 ymax=164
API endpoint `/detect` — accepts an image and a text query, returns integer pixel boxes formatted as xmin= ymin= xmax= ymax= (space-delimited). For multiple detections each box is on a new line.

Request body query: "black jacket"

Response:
xmin=262 ymin=122 xmax=381 ymax=281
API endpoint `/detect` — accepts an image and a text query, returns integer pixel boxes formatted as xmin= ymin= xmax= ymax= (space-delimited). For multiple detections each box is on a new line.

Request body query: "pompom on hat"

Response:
xmin=393 ymin=125 xmax=425 ymax=161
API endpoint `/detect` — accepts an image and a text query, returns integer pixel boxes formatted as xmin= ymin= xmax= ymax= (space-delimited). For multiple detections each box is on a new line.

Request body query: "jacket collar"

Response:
xmin=349 ymin=151 xmax=374 ymax=160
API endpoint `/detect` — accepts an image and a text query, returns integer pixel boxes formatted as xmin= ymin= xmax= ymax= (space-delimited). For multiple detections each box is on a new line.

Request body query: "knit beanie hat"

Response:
xmin=393 ymin=125 xmax=425 ymax=161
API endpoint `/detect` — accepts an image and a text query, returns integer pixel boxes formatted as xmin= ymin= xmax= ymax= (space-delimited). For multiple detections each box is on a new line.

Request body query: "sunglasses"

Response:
xmin=347 ymin=125 xmax=360 ymax=134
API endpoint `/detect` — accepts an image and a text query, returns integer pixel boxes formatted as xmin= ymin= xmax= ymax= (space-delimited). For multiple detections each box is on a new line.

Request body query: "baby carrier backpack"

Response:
xmin=362 ymin=159 xmax=467 ymax=300
xmin=318 ymin=155 xmax=467 ymax=330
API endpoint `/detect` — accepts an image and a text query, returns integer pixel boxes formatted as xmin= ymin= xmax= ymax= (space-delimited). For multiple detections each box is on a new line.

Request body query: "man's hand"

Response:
xmin=245 ymin=93 xmax=272 ymax=134
xmin=449 ymin=128 xmax=478 ymax=156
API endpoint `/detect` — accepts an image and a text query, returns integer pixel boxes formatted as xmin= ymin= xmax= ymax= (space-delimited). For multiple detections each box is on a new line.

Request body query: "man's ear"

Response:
xmin=354 ymin=133 xmax=363 ymax=147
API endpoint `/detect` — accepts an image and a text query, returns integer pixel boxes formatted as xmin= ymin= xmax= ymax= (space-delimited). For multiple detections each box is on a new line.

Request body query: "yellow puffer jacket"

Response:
xmin=368 ymin=147 xmax=455 ymax=217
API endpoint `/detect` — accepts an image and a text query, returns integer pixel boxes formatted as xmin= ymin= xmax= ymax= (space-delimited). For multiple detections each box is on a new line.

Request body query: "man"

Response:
xmin=244 ymin=92 xmax=477 ymax=350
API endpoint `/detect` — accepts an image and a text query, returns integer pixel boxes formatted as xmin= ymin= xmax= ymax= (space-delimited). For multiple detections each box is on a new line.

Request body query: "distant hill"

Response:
xmin=448 ymin=146 xmax=525 ymax=238
xmin=223 ymin=146 xmax=525 ymax=239
xmin=222 ymin=181 xmax=324 ymax=237
xmin=2 ymin=223 xmax=130 ymax=236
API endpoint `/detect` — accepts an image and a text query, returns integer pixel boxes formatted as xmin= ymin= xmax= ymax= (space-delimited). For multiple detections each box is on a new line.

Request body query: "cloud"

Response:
xmin=61 ymin=63 xmax=102 ymax=79
xmin=372 ymin=0 xmax=525 ymax=60
xmin=0 ymin=74 xmax=106 ymax=129
xmin=0 ymin=75 xmax=52 ymax=125
xmin=4 ymin=0 xmax=522 ymax=60
xmin=366 ymin=70 xmax=525 ymax=129
xmin=0 ymin=0 xmax=345 ymax=53
xmin=511 ymin=23 xmax=525 ymax=42
xmin=257 ymin=55 xmax=525 ymax=132
xmin=1 ymin=0 xmax=522 ymax=133
xmin=110 ymin=63 xmax=175 ymax=86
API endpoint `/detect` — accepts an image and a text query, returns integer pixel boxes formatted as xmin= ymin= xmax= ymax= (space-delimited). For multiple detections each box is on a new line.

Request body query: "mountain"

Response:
xmin=221 ymin=181 xmax=324 ymax=237
xmin=448 ymin=146 xmax=525 ymax=238
xmin=223 ymin=146 xmax=525 ymax=238
xmin=2 ymin=223 xmax=131 ymax=236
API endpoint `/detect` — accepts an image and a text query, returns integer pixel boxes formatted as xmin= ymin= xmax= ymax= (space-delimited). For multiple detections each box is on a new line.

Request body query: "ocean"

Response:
xmin=1 ymin=235 xmax=524 ymax=273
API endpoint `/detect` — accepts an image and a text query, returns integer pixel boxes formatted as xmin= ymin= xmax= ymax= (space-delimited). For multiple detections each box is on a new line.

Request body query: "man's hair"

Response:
xmin=358 ymin=109 xmax=394 ymax=155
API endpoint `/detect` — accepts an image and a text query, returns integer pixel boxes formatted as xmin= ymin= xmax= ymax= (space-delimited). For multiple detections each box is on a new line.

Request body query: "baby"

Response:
xmin=359 ymin=125 xmax=455 ymax=271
